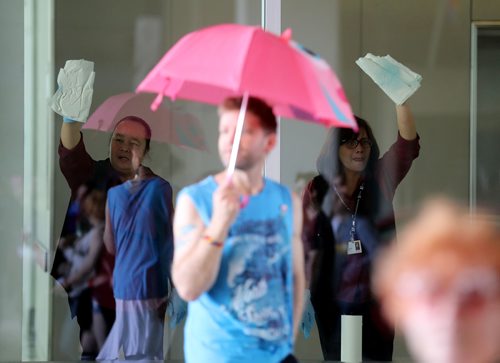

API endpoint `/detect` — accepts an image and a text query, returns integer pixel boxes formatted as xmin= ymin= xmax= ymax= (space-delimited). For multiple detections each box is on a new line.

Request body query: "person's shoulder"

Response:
xmin=263 ymin=178 xmax=293 ymax=200
xmin=149 ymin=175 xmax=172 ymax=188
xmin=107 ymin=180 xmax=126 ymax=195
xmin=96 ymin=158 xmax=111 ymax=166
xmin=308 ymin=174 xmax=329 ymax=193
xmin=264 ymin=177 xmax=288 ymax=190
xmin=93 ymin=158 xmax=115 ymax=177
xmin=187 ymin=175 xmax=214 ymax=189
xmin=395 ymin=131 xmax=420 ymax=147
xmin=311 ymin=174 xmax=327 ymax=185
xmin=178 ymin=175 xmax=215 ymax=199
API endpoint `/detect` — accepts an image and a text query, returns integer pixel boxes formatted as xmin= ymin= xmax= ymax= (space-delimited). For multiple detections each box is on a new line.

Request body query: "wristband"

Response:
xmin=63 ymin=116 xmax=77 ymax=123
xmin=201 ymin=235 xmax=223 ymax=248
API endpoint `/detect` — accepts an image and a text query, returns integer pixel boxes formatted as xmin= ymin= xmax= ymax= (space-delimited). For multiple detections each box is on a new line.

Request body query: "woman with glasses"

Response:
xmin=302 ymin=103 xmax=420 ymax=361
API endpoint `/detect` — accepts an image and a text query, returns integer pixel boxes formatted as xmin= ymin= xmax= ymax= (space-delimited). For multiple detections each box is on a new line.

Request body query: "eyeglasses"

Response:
xmin=341 ymin=137 xmax=373 ymax=149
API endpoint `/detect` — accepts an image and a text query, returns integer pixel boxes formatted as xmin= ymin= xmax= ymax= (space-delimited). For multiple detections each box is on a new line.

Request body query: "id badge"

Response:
xmin=347 ymin=239 xmax=362 ymax=255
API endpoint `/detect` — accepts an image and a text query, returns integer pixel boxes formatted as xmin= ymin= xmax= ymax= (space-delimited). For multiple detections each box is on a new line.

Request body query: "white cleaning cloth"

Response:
xmin=50 ymin=59 xmax=95 ymax=122
xmin=356 ymin=53 xmax=422 ymax=105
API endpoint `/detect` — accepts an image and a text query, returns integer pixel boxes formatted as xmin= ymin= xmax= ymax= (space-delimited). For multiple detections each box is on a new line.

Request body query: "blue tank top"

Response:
xmin=108 ymin=176 xmax=173 ymax=300
xmin=179 ymin=176 xmax=294 ymax=363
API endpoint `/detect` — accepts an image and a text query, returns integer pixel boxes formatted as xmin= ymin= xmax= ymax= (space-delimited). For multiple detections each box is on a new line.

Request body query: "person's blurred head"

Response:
xmin=373 ymin=198 xmax=500 ymax=363
xmin=316 ymin=116 xmax=380 ymax=184
xmin=82 ymin=189 xmax=106 ymax=224
xmin=109 ymin=116 xmax=152 ymax=179
xmin=217 ymin=97 xmax=277 ymax=170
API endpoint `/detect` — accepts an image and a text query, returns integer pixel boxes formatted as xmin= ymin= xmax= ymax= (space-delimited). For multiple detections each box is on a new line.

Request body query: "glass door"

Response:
xmin=471 ymin=22 xmax=500 ymax=221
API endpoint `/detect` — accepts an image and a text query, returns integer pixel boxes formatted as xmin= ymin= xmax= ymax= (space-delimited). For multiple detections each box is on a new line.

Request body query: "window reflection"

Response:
xmin=2 ymin=0 xmax=500 ymax=362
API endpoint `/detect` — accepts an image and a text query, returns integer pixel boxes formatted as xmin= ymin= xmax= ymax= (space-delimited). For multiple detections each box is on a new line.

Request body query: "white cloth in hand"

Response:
xmin=356 ymin=53 xmax=422 ymax=105
xmin=50 ymin=59 xmax=95 ymax=122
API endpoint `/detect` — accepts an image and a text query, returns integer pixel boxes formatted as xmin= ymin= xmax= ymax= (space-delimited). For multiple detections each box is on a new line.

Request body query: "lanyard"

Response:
xmin=334 ymin=184 xmax=364 ymax=241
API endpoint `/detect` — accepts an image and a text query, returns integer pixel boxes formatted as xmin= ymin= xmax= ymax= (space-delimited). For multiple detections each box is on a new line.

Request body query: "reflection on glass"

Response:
xmin=302 ymin=104 xmax=420 ymax=361
xmin=5 ymin=0 xmax=500 ymax=362
xmin=47 ymin=1 xmax=261 ymax=362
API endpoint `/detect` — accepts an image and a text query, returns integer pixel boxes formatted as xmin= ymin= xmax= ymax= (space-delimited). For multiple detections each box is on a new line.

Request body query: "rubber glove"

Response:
xmin=356 ymin=53 xmax=422 ymax=105
xmin=50 ymin=59 xmax=95 ymax=122
xmin=301 ymin=289 xmax=315 ymax=339
xmin=167 ymin=288 xmax=187 ymax=328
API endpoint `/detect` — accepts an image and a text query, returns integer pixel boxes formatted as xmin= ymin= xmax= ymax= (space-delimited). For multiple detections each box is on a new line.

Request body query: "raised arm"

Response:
xmin=53 ymin=59 xmax=94 ymax=150
xmin=377 ymin=103 xmax=420 ymax=201
xmin=396 ymin=103 xmax=417 ymax=140
xmin=292 ymin=192 xmax=306 ymax=341
xmin=60 ymin=121 xmax=83 ymax=150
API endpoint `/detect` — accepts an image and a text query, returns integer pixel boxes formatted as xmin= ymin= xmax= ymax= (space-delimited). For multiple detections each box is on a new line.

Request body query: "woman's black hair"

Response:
xmin=111 ymin=115 xmax=152 ymax=154
xmin=315 ymin=116 xmax=382 ymax=218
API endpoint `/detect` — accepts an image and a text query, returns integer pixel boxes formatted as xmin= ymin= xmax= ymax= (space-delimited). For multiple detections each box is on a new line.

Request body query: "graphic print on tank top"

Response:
xmin=212 ymin=212 xmax=293 ymax=344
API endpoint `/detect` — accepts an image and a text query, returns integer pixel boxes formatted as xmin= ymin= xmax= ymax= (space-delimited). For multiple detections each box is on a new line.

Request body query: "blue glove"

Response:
xmin=167 ymin=288 xmax=187 ymax=328
xmin=63 ymin=117 xmax=77 ymax=123
xmin=301 ymin=289 xmax=315 ymax=339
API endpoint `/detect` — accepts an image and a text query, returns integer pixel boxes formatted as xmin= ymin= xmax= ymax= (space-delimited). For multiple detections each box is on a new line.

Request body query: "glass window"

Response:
xmin=1 ymin=1 xmax=499 ymax=362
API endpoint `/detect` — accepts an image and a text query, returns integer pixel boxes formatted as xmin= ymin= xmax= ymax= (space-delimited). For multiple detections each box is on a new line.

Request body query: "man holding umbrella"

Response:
xmin=172 ymin=96 xmax=306 ymax=363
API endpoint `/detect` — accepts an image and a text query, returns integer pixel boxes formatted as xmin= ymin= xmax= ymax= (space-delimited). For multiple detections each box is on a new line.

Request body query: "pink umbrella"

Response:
xmin=83 ymin=92 xmax=207 ymax=151
xmin=136 ymin=23 xmax=357 ymax=173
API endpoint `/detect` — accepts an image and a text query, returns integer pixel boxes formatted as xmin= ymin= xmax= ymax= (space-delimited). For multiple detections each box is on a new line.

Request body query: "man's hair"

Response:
xmin=219 ymin=97 xmax=277 ymax=133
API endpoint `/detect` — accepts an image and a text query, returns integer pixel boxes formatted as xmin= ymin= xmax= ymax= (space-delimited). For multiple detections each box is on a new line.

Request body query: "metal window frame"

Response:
xmin=470 ymin=21 xmax=500 ymax=214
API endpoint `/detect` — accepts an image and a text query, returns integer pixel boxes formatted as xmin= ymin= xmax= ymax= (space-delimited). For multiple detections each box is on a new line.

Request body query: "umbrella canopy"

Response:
xmin=83 ymin=92 xmax=207 ymax=151
xmin=136 ymin=23 xmax=357 ymax=130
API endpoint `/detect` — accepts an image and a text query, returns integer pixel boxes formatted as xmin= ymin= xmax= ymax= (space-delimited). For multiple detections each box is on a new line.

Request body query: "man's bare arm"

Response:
xmin=172 ymin=194 xmax=230 ymax=301
xmin=172 ymin=173 xmax=252 ymax=301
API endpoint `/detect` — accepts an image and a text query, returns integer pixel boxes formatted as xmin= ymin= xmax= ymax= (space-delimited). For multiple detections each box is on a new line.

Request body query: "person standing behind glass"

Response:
xmin=302 ymin=103 xmax=420 ymax=361
xmin=58 ymin=185 xmax=115 ymax=353
xmin=50 ymin=60 xmax=160 ymax=360
xmin=97 ymin=145 xmax=174 ymax=361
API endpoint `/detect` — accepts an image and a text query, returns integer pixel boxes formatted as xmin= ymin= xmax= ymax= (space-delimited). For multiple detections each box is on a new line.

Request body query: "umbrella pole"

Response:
xmin=227 ymin=91 xmax=249 ymax=176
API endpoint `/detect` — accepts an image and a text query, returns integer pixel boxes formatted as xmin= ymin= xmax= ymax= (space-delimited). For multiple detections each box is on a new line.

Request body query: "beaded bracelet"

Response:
xmin=201 ymin=235 xmax=224 ymax=248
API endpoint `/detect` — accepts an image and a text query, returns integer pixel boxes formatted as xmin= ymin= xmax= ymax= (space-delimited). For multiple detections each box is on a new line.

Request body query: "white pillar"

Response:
xmin=261 ymin=0 xmax=281 ymax=182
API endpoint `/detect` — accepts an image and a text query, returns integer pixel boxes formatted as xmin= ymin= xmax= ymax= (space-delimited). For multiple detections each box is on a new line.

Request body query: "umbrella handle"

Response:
xmin=226 ymin=91 xmax=249 ymax=176
xmin=151 ymin=93 xmax=164 ymax=111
